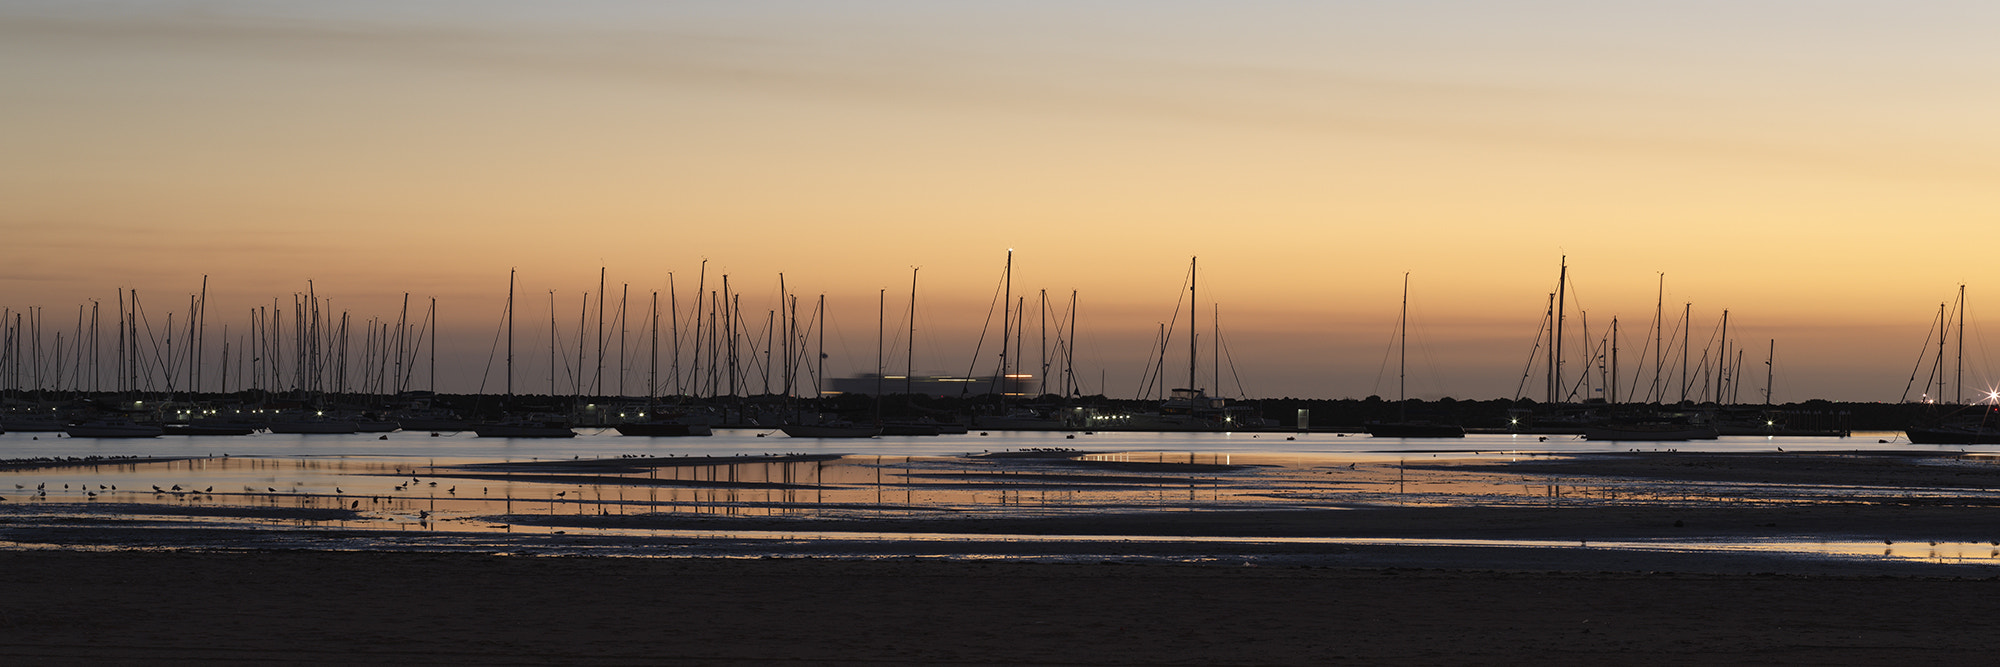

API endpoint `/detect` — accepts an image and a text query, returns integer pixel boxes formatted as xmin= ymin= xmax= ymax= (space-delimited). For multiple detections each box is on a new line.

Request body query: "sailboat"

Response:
xmin=473 ymin=270 xmax=577 ymax=438
xmin=781 ymin=293 xmax=881 ymax=438
xmin=1905 ymin=286 xmax=2000 ymax=444
xmin=65 ymin=416 xmax=164 ymax=438
xmin=1366 ymin=274 xmax=1465 ymax=438
xmin=616 ymin=289 xmax=714 ymax=437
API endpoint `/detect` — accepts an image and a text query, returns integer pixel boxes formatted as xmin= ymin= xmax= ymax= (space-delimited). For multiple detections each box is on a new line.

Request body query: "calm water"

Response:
xmin=5 ymin=428 xmax=1995 ymax=567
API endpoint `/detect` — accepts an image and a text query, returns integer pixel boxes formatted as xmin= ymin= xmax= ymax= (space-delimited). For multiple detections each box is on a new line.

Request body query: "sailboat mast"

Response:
xmin=649 ymin=290 xmax=659 ymax=401
xmin=1554 ymin=256 xmax=1566 ymax=404
xmin=1014 ymin=296 xmax=1023 ymax=396
xmin=876 ymin=288 xmax=884 ymax=413
xmin=1040 ymin=289 xmax=1049 ymax=394
xmin=496 ymin=271 xmax=504 ymax=395
xmin=1937 ymin=301 xmax=1947 ymax=402
xmin=1680 ymin=303 xmax=1690 ymax=403
xmin=1717 ymin=310 xmax=1730 ymax=403
xmin=668 ymin=273 xmax=679 ymax=396
xmin=428 ymin=297 xmax=437 ymax=395
xmin=1189 ymin=256 xmax=1198 ymax=393
xmin=1000 ymin=250 xmax=1012 ymax=397
xmin=1399 ymin=272 xmax=1408 ymax=404
xmin=595 ymin=267 xmax=605 ymax=397
xmin=548 ymin=291 xmax=557 ymax=397
xmin=1067 ymin=290 xmax=1078 ymax=397
xmin=1957 ymin=285 xmax=1966 ymax=404
xmin=1544 ymin=293 xmax=1555 ymax=403
xmin=815 ymin=294 xmax=825 ymax=400
xmin=620 ymin=283 xmax=629 ymax=398
xmin=1654 ymin=273 xmax=1664 ymax=403
xmin=1765 ymin=339 xmax=1775 ymax=405
xmin=907 ymin=268 xmax=917 ymax=396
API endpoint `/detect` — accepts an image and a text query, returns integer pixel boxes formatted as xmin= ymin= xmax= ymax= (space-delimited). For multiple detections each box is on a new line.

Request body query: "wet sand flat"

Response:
xmin=9 ymin=450 xmax=2000 ymax=662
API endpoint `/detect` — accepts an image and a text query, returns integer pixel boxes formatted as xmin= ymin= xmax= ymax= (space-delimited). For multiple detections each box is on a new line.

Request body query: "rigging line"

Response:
xmin=1971 ymin=302 xmax=1995 ymax=397
xmin=1561 ymin=337 xmax=1604 ymax=403
xmin=1412 ymin=300 xmax=1449 ymax=400
xmin=136 ymin=295 xmax=175 ymax=393
xmin=1901 ymin=306 xmax=1944 ymax=403
xmin=1623 ymin=320 xmax=1655 ymax=402
xmin=1513 ymin=305 xmax=1552 ymax=401
xmin=959 ymin=263 xmax=1008 ymax=396
xmin=1138 ymin=265 xmax=1194 ymax=399
xmin=1219 ymin=328 xmax=1251 ymax=400
xmin=1372 ymin=299 xmax=1398 ymax=399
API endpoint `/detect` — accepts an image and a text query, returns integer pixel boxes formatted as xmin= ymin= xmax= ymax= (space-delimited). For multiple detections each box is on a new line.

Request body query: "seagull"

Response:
xmin=351 ymin=500 xmax=361 ymax=509
xmin=204 ymin=486 xmax=213 ymax=493
xmin=336 ymin=488 xmax=343 ymax=494
xmin=268 ymin=487 xmax=277 ymax=493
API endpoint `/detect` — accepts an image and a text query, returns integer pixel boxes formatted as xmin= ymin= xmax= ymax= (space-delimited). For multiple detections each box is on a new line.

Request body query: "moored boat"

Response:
xmin=162 ymin=420 xmax=260 ymax=436
xmin=614 ymin=421 xmax=714 ymax=437
xmin=65 ymin=418 xmax=164 ymax=438
xmin=267 ymin=418 xmax=361 ymax=434
xmin=1365 ymin=421 xmax=1467 ymax=438
xmin=1582 ymin=422 xmax=1720 ymax=441
xmin=781 ymin=423 xmax=882 ymax=438
xmin=474 ymin=416 xmax=577 ymax=438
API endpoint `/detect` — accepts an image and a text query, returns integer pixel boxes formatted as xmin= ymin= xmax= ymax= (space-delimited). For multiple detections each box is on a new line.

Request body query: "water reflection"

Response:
xmin=9 ymin=430 xmax=2000 ymax=567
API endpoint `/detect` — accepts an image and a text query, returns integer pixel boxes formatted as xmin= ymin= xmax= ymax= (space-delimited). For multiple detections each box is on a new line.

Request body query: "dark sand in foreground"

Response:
xmin=4 ymin=550 xmax=1999 ymax=665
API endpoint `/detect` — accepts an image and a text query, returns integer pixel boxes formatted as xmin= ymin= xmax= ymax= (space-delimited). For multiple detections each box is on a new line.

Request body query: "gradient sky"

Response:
xmin=5 ymin=1 xmax=2000 ymax=402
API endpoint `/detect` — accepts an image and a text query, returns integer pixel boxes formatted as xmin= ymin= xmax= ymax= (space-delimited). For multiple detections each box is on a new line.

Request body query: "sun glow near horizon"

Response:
xmin=5 ymin=1 xmax=2000 ymax=400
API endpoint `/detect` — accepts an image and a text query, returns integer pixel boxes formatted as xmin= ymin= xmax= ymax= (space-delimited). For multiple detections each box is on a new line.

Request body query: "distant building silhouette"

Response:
xmin=826 ymin=373 xmax=1037 ymax=398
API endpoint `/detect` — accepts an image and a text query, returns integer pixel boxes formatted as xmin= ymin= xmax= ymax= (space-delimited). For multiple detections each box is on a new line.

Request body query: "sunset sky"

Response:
xmin=5 ymin=1 xmax=1999 ymax=402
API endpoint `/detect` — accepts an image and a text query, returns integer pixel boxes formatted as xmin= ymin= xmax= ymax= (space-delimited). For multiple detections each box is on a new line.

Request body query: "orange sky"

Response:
xmin=5 ymin=2 xmax=2000 ymax=401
